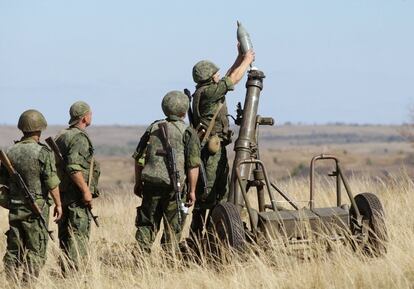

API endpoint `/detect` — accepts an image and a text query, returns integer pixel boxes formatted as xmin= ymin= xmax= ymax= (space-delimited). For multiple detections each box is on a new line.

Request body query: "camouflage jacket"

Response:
xmin=192 ymin=76 xmax=234 ymax=141
xmin=0 ymin=137 xmax=60 ymax=207
xmin=132 ymin=116 xmax=201 ymax=187
xmin=55 ymin=127 xmax=100 ymax=205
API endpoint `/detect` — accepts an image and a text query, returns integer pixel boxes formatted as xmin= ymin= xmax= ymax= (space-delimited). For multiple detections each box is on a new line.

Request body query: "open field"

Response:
xmin=0 ymin=175 xmax=413 ymax=289
xmin=0 ymin=124 xmax=413 ymax=288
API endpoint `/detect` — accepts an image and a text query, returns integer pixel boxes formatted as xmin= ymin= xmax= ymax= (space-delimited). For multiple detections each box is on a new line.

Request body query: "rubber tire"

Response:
xmin=208 ymin=202 xmax=246 ymax=251
xmin=350 ymin=192 xmax=388 ymax=256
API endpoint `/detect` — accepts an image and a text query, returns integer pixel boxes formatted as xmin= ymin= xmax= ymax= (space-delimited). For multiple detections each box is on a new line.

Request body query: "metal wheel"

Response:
xmin=350 ymin=192 xmax=388 ymax=256
xmin=207 ymin=202 xmax=246 ymax=252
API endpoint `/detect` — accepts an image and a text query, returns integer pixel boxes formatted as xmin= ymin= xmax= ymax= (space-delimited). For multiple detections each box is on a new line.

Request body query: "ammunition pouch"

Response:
xmin=197 ymin=122 xmax=232 ymax=148
xmin=207 ymin=135 xmax=221 ymax=154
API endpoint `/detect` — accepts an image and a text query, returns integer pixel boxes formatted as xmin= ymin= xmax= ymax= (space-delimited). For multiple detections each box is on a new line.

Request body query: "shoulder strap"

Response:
xmin=134 ymin=120 xmax=164 ymax=160
xmin=201 ymin=102 xmax=224 ymax=145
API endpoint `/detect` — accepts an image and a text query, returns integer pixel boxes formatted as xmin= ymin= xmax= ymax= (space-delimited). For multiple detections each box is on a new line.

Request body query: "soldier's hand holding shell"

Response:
xmin=244 ymin=50 xmax=255 ymax=64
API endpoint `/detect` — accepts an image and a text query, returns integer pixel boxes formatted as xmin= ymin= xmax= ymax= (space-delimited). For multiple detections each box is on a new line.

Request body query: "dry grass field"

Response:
xmin=0 ymin=124 xmax=413 ymax=288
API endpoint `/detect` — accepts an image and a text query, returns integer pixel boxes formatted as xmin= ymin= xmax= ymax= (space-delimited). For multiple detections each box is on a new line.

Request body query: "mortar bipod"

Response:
xmin=309 ymin=154 xmax=362 ymax=220
xmin=234 ymin=159 xmax=300 ymax=233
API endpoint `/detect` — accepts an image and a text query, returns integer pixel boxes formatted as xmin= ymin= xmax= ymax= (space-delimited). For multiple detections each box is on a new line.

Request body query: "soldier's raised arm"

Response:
xmin=227 ymin=49 xmax=255 ymax=86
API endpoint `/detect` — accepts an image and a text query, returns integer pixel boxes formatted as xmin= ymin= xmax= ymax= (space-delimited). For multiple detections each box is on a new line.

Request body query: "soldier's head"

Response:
xmin=161 ymin=91 xmax=189 ymax=119
xmin=192 ymin=60 xmax=220 ymax=84
xmin=69 ymin=101 xmax=92 ymax=128
xmin=17 ymin=109 xmax=47 ymax=138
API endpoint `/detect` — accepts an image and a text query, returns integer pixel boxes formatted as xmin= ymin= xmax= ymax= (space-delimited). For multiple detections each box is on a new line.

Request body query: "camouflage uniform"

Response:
xmin=55 ymin=126 xmax=100 ymax=268
xmin=191 ymin=70 xmax=234 ymax=236
xmin=133 ymin=93 xmax=200 ymax=252
xmin=0 ymin=138 xmax=60 ymax=278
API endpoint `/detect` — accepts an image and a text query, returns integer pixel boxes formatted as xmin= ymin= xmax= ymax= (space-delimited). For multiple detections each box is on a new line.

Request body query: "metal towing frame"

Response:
xmin=207 ymin=68 xmax=388 ymax=256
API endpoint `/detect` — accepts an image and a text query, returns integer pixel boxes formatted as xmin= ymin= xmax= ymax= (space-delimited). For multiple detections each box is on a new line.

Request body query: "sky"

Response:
xmin=0 ymin=0 xmax=413 ymax=125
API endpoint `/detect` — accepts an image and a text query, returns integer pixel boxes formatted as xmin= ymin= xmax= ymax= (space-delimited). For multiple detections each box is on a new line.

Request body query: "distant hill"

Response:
xmin=1 ymin=124 xmax=410 ymax=188
xmin=0 ymin=124 xmax=405 ymax=156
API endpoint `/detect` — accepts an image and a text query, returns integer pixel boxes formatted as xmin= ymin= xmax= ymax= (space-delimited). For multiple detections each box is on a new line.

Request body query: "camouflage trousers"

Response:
xmin=135 ymin=184 xmax=183 ymax=252
xmin=3 ymin=202 xmax=50 ymax=280
xmin=58 ymin=202 xmax=91 ymax=270
xmin=190 ymin=145 xmax=229 ymax=237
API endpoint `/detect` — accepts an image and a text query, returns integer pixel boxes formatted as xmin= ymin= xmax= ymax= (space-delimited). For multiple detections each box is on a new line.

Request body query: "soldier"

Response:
xmin=0 ymin=109 xmax=62 ymax=281
xmin=54 ymin=101 xmax=100 ymax=270
xmin=190 ymin=45 xmax=254 ymax=236
xmin=133 ymin=91 xmax=200 ymax=253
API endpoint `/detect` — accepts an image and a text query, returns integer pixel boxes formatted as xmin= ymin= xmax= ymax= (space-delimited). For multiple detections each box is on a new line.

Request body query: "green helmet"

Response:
xmin=192 ymin=60 xmax=219 ymax=83
xmin=69 ymin=101 xmax=91 ymax=125
xmin=17 ymin=109 xmax=47 ymax=132
xmin=161 ymin=91 xmax=189 ymax=117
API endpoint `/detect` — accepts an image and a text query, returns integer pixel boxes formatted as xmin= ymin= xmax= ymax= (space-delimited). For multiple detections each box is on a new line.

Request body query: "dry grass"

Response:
xmin=0 ymin=170 xmax=413 ymax=289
